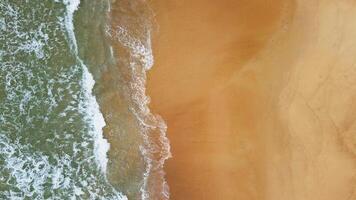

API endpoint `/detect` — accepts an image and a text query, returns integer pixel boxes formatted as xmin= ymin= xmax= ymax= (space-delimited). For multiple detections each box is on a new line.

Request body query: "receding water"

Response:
xmin=0 ymin=0 xmax=170 ymax=199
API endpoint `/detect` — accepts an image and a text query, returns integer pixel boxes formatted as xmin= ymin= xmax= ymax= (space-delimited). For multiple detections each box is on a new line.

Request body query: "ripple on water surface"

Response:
xmin=0 ymin=1 xmax=126 ymax=199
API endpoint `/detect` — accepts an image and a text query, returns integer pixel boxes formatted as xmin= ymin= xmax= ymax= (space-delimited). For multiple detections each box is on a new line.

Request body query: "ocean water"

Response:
xmin=0 ymin=0 xmax=170 ymax=199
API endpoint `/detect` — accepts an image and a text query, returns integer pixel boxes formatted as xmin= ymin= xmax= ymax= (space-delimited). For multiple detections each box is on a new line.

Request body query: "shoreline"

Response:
xmin=99 ymin=1 xmax=171 ymax=198
xmin=147 ymin=0 xmax=356 ymax=199
xmin=147 ymin=0 xmax=294 ymax=198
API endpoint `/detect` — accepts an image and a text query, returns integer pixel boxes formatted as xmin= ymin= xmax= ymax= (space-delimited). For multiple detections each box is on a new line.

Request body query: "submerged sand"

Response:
xmin=147 ymin=0 xmax=356 ymax=199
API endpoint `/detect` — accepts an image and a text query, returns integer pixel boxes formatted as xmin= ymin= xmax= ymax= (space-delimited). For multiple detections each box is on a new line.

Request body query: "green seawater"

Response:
xmin=0 ymin=0 xmax=171 ymax=199
xmin=0 ymin=0 xmax=126 ymax=199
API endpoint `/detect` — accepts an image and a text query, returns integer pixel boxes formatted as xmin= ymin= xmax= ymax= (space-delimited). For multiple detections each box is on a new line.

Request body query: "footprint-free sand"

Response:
xmin=147 ymin=0 xmax=356 ymax=199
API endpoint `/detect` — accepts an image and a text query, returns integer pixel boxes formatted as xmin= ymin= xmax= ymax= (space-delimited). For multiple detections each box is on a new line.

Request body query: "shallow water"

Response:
xmin=0 ymin=0 xmax=170 ymax=199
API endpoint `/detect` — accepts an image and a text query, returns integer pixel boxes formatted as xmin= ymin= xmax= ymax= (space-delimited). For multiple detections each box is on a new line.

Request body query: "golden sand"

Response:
xmin=147 ymin=0 xmax=356 ymax=199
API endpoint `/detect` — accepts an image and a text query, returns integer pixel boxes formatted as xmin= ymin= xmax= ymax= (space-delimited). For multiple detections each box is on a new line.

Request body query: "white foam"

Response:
xmin=19 ymin=38 xmax=45 ymax=59
xmin=0 ymin=1 xmax=127 ymax=199
xmin=107 ymin=0 xmax=111 ymax=12
xmin=81 ymin=61 xmax=110 ymax=173
xmin=62 ymin=0 xmax=110 ymax=174
xmin=115 ymin=26 xmax=154 ymax=70
xmin=62 ymin=5 xmax=128 ymax=200
xmin=63 ymin=0 xmax=80 ymax=53
xmin=0 ymin=17 xmax=5 ymax=31
xmin=112 ymin=25 xmax=172 ymax=200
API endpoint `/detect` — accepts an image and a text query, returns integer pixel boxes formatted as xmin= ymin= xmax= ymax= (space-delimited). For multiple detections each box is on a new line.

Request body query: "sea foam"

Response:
xmin=111 ymin=24 xmax=172 ymax=200
xmin=63 ymin=0 xmax=110 ymax=175
xmin=0 ymin=0 xmax=127 ymax=199
xmin=63 ymin=1 xmax=127 ymax=198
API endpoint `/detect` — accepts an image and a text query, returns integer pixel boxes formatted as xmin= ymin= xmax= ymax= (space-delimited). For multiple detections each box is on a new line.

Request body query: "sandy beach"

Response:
xmin=147 ymin=0 xmax=356 ymax=199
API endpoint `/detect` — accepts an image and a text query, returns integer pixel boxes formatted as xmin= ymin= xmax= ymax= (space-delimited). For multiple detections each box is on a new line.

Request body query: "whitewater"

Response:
xmin=0 ymin=0 xmax=126 ymax=199
xmin=0 ymin=0 xmax=171 ymax=199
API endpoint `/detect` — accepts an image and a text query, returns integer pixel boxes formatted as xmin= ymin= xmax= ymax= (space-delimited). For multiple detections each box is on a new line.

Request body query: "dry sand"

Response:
xmin=146 ymin=0 xmax=356 ymax=199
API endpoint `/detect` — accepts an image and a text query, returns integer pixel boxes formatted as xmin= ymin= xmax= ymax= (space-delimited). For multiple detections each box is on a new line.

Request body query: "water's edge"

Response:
xmin=66 ymin=0 xmax=127 ymax=199
xmin=74 ymin=0 xmax=172 ymax=199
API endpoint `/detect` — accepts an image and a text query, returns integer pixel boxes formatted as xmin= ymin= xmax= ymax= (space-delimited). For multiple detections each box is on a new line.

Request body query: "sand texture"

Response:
xmin=147 ymin=0 xmax=356 ymax=199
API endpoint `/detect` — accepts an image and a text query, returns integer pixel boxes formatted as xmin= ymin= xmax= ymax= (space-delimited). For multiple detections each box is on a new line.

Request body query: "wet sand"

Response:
xmin=147 ymin=0 xmax=356 ymax=199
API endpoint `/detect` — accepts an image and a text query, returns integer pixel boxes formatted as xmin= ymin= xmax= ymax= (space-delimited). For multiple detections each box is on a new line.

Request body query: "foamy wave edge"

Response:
xmin=108 ymin=23 xmax=172 ymax=199
xmin=62 ymin=0 xmax=127 ymax=199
